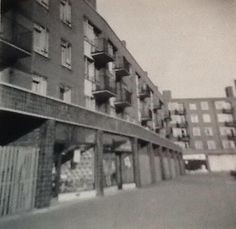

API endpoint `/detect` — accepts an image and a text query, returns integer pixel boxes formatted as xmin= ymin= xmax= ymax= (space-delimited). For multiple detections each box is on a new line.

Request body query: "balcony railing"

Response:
xmin=164 ymin=110 xmax=171 ymax=120
xmin=92 ymin=70 xmax=116 ymax=101
xmin=177 ymin=134 xmax=190 ymax=142
xmin=0 ymin=16 xmax=32 ymax=65
xmin=174 ymin=109 xmax=186 ymax=115
xmin=114 ymin=87 xmax=132 ymax=109
xmin=138 ymin=86 xmax=150 ymax=100
xmin=153 ymin=102 xmax=162 ymax=111
xmin=222 ymin=108 xmax=233 ymax=114
xmin=91 ymin=38 xmax=114 ymax=66
xmin=227 ymin=133 xmax=236 ymax=140
xmin=176 ymin=121 xmax=188 ymax=128
xmin=114 ymin=56 xmax=130 ymax=79
xmin=224 ymin=121 xmax=236 ymax=127
xmin=141 ymin=109 xmax=152 ymax=122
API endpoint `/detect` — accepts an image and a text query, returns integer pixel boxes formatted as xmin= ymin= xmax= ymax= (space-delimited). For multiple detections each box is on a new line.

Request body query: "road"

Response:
xmin=1 ymin=174 xmax=236 ymax=229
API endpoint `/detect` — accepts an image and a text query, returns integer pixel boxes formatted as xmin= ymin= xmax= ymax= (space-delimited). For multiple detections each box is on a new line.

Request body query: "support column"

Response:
xmin=132 ymin=138 xmax=141 ymax=188
xmin=167 ymin=149 xmax=172 ymax=180
xmin=95 ymin=130 xmax=104 ymax=196
xmin=148 ymin=143 xmax=156 ymax=185
xmin=205 ymin=153 xmax=211 ymax=173
xmin=179 ymin=153 xmax=185 ymax=175
xmin=35 ymin=120 xmax=55 ymax=209
xmin=174 ymin=152 xmax=179 ymax=177
xmin=159 ymin=147 xmax=166 ymax=180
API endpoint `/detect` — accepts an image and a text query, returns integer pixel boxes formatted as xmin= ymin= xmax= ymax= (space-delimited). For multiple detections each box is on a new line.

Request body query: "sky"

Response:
xmin=97 ymin=0 xmax=236 ymax=98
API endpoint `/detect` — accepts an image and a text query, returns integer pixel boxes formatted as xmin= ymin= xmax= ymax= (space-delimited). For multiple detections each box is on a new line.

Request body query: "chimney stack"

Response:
xmin=225 ymin=86 xmax=234 ymax=98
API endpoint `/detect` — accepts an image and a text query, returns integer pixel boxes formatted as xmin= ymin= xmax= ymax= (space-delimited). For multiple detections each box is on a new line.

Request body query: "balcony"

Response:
xmin=222 ymin=108 xmax=233 ymax=114
xmin=155 ymin=119 xmax=163 ymax=130
xmin=138 ymin=86 xmax=150 ymax=100
xmin=153 ymin=102 xmax=162 ymax=111
xmin=176 ymin=121 xmax=188 ymax=128
xmin=0 ymin=16 xmax=32 ymax=66
xmin=114 ymin=56 xmax=130 ymax=79
xmin=114 ymin=87 xmax=132 ymax=109
xmin=164 ymin=110 xmax=171 ymax=121
xmin=227 ymin=133 xmax=236 ymax=141
xmin=174 ymin=109 xmax=186 ymax=115
xmin=141 ymin=109 xmax=152 ymax=122
xmin=225 ymin=121 xmax=236 ymax=127
xmin=92 ymin=70 xmax=116 ymax=102
xmin=177 ymin=134 xmax=190 ymax=142
xmin=91 ymin=38 xmax=114 ymax=66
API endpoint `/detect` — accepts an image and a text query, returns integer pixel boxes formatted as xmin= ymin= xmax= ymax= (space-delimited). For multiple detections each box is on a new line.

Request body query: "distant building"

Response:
xmin=163 ymin=86 xmax=236 ymax=172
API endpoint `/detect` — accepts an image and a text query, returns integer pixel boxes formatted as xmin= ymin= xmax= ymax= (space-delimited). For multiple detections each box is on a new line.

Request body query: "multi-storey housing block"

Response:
xmin=163 ymin=88 xmax=236 ymax=172
xmin=0 ymin=0 xmax=184 ymax=217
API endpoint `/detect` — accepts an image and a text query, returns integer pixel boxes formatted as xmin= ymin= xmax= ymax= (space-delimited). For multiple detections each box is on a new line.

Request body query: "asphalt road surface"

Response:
xmin=1 ymin=173 xmax=236 ymax=229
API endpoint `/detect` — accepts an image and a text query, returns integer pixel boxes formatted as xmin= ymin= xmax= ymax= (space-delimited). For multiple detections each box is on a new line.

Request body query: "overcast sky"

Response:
xmin=97 ymin=0 xmax=236 ymax=98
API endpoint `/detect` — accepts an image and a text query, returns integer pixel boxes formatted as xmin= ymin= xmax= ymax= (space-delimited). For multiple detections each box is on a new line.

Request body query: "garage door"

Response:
xmin=208 ymin=155 xmax=236 ymax=172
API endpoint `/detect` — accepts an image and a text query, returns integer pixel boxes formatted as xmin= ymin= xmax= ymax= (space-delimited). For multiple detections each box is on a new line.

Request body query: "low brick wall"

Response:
xmin=0 ymin=83 xmax=181 ymax=152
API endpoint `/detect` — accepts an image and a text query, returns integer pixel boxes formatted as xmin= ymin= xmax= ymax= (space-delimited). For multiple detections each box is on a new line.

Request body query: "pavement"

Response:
xmin=0 ymin=173 xmax=236 ymax=229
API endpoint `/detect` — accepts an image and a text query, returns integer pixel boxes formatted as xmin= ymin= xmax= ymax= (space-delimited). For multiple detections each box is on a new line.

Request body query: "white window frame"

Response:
xmin=32 ymin=75 xmax=47 ymax=95
xmin=207 ymin=140 xmax=216 ymax=150
xmin=189 ymin=103 xmax=197 ymax=110
xmin=202 ymin=114 xmax=211 ymax=123
xmin=191 ymin=114 xmax=199 ymax=123
xmin=204 ymin=127 xmax=213 ymax=136
xmin=61 ymin=40 xmax=72 ymax=69
xmin=33 ymin=24 xmax=49 ymax=57
xmin=200 ymin=101 xmax=209 ymax=110
xmin=195 ymin=141 xmax=203 ymax=150
xmin=60 ymin=0 xmax=72 ymax=27
xmin=192 ymin=127 xmax=201 ymax=136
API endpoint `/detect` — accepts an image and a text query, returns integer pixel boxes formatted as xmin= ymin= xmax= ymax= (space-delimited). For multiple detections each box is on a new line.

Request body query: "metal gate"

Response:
xmin=0 ymin=146 xmax=39 ymax=217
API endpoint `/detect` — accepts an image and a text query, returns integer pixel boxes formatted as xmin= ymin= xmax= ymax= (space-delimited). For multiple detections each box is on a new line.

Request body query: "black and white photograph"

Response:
xmin=0 ymin=0 xmax=236 ymax=228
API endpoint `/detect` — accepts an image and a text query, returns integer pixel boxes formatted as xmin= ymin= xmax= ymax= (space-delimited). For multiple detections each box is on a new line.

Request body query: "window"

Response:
xmin=84 ymin=57 xmax=95 ymax=81
xmin=195 ymin=141 xmax=203 ymax=150
xmin=36 ymin=0 xmax=49 ymax=9
xmin=204 ymin=127 xmax=213 ymax=136
xmin=191 ymin=114 xmax=199 ymax=123
xmin=220 ymin=127 xmax=236 ymax=136
xmin=170 ymin=115 xmax=185 ymax=124
xmin=201 ymin=101 xmax=209 ymax=110
xmin=109 ymin=97 xmax=116 ymax=117
xmin=32 ymin=75 xmax=47 ymax=95
xmin=203 ymin=114 xmax=211 ymax=123
xmin=192 ymin=127 xmax=201 ymax=136
xmin=172 ymin=128 xmax=187 ymax=137
xmin=59 ymin=85 xmax=71 ymax=103
xmin=215 ymin=101 xmax=231 ymax=110
xmin=60 ymin=0 xmax=72 ymax=27
xmin=217 ymin=114 xmax=233 ymax=123
xmin=61 ymin=40 xmax=72 ymax=69
xmin=33 ymin=24 xmax=49 ymax=57
xmin=222 ymin=140 xmax=235 ymax=149
xmin=189 ymin=103 xmax=197 ymax=110
xmin=207 ymin=140 xmax=216 ymax=150
xmin=174 ymin=142 xmax=189 ymax=149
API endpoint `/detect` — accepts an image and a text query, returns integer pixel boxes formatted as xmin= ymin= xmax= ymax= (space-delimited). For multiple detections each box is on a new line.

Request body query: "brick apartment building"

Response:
xmin=163 ymin=86 xmax=236 ymax=173
xmin=0 ymin=0 xmax=184 ymax=217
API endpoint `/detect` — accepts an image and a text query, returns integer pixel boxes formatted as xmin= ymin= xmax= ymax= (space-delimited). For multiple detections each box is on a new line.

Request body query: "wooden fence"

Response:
xmin=0 ymin=146 xmax=39 ymax=217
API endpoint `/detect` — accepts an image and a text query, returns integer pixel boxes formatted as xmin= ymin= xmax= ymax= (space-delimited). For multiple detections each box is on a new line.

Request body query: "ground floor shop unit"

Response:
xmin=0 ymin=83 xmax=184 ymax=217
